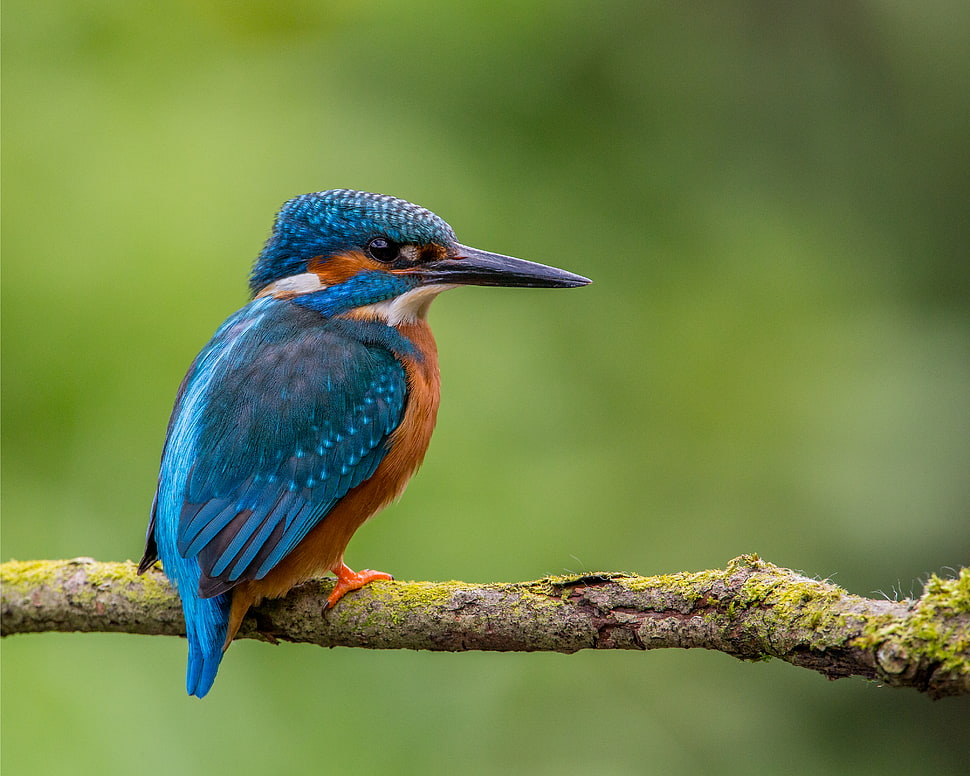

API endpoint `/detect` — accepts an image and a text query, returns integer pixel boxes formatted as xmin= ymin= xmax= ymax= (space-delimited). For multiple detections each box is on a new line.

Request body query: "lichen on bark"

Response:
xmin=2 ymin=555 xmax=967 ymax=699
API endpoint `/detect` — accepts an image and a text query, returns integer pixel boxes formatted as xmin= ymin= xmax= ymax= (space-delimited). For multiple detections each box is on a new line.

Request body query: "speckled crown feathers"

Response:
xmin=249 ymin=190 xmax=458 ymax=294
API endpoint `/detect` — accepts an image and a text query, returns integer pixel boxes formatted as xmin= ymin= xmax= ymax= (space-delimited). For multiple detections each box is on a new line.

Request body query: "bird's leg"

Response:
xmin=324 ymin=561 xmax=394 ymax=610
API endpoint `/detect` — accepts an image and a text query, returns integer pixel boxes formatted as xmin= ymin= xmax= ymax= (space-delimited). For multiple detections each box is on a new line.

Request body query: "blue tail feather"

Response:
xmin=183 ymin=592 xmax=231 ymax=698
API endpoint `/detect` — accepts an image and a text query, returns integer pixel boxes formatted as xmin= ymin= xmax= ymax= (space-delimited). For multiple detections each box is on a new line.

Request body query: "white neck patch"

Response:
xmin=257 ymin=272 xmax=327 ymax=298
xmin=354 ymin=284 xmax=457 ymax=326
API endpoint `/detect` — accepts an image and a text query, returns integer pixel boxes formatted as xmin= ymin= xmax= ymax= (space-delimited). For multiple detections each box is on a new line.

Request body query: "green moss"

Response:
xmin=740 ymin=576 xmax=849 ymax=651
xmin=855 ymin=568 xmax=970 ymax=679
xmin=513 ymin=573 xmax=620 ymax=601
xmin=84 ymin=562 xmax=138 ymax=584
xmin=596 ymin=555 xmax=871 ymax=655
xmin=362 ymin=580 xmax=465 ymax=626
xmin=0 ymin=559 xmax=66 ymax=594
xmin=87 ymin=562 xmax=174 ymax=604
xmin=617 ymin=571 xmax=719 ymax=610
xmin=0 ymin=559 xmax=175 ymax=607
xmin=341 ymin=577 xmax=571 ymax=633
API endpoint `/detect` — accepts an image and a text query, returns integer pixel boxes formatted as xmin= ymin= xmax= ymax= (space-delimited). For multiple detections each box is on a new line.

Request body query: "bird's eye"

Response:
xmin=366 ymin=237 xmax=400 ymax=263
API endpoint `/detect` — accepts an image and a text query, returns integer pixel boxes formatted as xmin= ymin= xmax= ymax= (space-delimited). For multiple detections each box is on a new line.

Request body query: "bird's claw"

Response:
xmin=324 ymin=563 xmax=394 ymax=611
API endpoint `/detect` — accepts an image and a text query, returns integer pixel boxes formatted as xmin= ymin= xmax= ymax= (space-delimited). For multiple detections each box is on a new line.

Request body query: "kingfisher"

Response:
xmin=137 ymin=189 xmax=590 ymax=697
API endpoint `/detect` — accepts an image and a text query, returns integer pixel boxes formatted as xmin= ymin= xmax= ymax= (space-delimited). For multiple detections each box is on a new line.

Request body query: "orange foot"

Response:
xmin=324 ymin=562 xmax=394 ymax=610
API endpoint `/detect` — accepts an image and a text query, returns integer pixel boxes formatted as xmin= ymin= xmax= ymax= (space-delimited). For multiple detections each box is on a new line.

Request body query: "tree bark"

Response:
xmin=2 ymin=554 xmax=967 ymax=699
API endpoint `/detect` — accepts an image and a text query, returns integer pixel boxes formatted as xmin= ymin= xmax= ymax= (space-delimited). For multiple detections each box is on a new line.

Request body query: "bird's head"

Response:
xmin=250 ymin=190 xmax=590 ymax=324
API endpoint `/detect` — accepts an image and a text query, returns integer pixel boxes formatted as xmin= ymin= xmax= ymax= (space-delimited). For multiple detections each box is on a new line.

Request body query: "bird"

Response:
xmin=137 ymin=189 xmax=590 ymax=697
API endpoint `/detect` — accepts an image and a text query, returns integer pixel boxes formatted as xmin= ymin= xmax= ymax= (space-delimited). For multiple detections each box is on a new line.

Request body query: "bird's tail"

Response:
xmin=183 ymin=592 xmax=232 ymax=698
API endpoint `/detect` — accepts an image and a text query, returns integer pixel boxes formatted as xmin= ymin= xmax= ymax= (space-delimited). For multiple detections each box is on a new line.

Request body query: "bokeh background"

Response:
xmin=3 ymin=2 xmax=968 ymax=773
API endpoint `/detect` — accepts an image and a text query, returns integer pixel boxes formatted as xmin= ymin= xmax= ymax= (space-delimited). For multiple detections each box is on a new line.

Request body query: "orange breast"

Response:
xmin=225 ymin=318 xmax=440 ymax=642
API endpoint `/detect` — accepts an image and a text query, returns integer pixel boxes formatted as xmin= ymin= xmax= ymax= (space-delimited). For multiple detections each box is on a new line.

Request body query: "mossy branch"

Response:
xmin=2 ymin=554 xmax=967 ymax=699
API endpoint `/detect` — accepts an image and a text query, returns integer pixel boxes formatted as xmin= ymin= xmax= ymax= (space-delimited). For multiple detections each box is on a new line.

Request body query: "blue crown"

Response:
xmin=249 ymin=190 xmax=458 ymax=294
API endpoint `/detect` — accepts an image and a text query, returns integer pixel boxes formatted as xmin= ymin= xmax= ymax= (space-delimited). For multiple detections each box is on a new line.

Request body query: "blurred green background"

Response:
xmin=3 ymin=1 xmax=968 ymax=773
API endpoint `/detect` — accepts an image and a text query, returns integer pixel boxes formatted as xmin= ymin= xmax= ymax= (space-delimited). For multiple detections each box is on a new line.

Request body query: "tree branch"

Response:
xmin=2 ymin=554 xmax=967 ymax=699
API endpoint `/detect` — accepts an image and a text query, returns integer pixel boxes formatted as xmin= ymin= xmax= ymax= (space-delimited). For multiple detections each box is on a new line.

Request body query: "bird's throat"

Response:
xmin=351 ymin=283 xmax=456 ymax=326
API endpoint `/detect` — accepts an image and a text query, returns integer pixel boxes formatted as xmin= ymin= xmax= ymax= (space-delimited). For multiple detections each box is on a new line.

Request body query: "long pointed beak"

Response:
xmin=416 ymin=244 xmax=591 ymax=289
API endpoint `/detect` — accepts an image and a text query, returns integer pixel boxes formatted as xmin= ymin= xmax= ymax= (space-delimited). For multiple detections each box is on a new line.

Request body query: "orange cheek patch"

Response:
xmin=308 ymin=251 xmax=386 ymax=284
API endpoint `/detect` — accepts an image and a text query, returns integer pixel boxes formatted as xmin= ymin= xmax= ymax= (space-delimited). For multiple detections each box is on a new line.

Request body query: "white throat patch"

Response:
xmin=355 ymin=284 xmax=457 ymax=326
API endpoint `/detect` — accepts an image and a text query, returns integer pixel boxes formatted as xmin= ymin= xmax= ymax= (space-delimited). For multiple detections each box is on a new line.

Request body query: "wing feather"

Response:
xmin=159 ymin=301 xmax=409 ymax=597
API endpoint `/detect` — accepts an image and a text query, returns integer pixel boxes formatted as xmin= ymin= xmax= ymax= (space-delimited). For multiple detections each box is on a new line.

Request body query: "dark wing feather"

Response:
xmin=137 ymin=492 xmax=160 ymax=574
